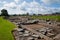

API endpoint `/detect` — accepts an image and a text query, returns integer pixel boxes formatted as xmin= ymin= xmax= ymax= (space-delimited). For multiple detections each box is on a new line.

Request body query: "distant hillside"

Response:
xmin=0 ymin=17 xmax=16 ymax=40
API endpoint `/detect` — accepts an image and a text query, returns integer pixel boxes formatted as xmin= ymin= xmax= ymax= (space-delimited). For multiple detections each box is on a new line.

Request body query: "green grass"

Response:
xmin=31 ymin=15 xmax=60 ymax=21
xmin=0 ymin=17 xmax=16 ymax=40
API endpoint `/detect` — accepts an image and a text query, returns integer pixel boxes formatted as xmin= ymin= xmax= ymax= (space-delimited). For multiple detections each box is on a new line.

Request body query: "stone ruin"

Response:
xmin=9 ymin=16 xmax=60 ymax=40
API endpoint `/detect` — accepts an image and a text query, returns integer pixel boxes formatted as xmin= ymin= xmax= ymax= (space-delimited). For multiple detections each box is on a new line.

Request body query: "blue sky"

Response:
xmin=0 ymin=0 xmax=60 ymax=14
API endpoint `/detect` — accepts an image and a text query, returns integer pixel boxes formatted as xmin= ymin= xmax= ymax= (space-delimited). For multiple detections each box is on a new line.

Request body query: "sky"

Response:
xmin=0 ymin=0 xmax=60 ymax=14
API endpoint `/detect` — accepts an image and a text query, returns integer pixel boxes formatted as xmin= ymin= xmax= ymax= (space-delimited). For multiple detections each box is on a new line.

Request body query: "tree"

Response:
xmin=26 ymin=12 xmax=29 ymax=16
xmin=33 ymin=14 xmax=36 ymax=16
xmin=13 ymin=14 xmax=17 ymax=16
xmin=1 ymin=9 xmax=9 ymax=16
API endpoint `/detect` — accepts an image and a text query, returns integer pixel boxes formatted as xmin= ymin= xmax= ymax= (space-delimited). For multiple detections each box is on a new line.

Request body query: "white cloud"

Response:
xmin=0 ymin=1 xmax=7 ymax=4
xmin=41 ymin=0 xmax=60 ymax=5
xmin=0 ymin=0 xmax=60 ymax=15
xmin=3 ymin=2 xmax=17 ymax=9
xmin=14 ymin=0 xmax=19 ymax=3
xmin=3 ymin=1 xmax=7 ymax=4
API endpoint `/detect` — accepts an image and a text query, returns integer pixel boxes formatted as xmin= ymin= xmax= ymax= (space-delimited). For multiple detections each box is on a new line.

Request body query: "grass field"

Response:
xmin=0 ymin=17 xmax=16 ymax=40
xmin=31 ymin=15 xmax=60 ymax=21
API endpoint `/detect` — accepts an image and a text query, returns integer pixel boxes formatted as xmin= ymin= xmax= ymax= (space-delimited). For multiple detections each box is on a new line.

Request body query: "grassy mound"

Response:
xmin=0 ymin=17 xmax=16 ymax=40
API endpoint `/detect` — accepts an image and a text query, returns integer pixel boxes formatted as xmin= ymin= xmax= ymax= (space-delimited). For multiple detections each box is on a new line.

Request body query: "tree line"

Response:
xmin=0 ymin=9 xmax=42 ymax=16
xmin=0 ymin=9 xmax=60 ymax=17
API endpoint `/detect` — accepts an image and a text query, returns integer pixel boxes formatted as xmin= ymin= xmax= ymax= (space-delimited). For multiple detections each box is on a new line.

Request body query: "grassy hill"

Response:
xmin=0 ymin=17 xmax=16 ymax=40
xmin=31 ymin=15 xmax=60 ymax=21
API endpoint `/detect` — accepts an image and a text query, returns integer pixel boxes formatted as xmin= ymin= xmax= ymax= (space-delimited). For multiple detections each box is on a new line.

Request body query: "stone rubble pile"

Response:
xmin=36 ymin=27 xmax=55 ymax=37
xmin=13 ymin=27 xmax=45 ymax=40
xmin=9 ymin=16 xmax=60 ymax=40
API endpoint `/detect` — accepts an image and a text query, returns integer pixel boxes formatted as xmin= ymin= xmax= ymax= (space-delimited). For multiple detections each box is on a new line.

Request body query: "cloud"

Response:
xmin=14 ymin=0 xmax=19 ymax=3
xmin=41 ymin=0 xmax=60 ymax=5
xmin=0 ymin=0 xmax=60 ymax=15
xmin=3 ymin=2 xmax=17 ymax=9
xmin=1 ymin=1 xmax=28 ymax=14
xmin=3 ymin=1 xmax=7 ymax=4
xmin=0 ymin=1 xmax=7 ymax=4
xmin=19 ymin=1 xmax=41 ymax=14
